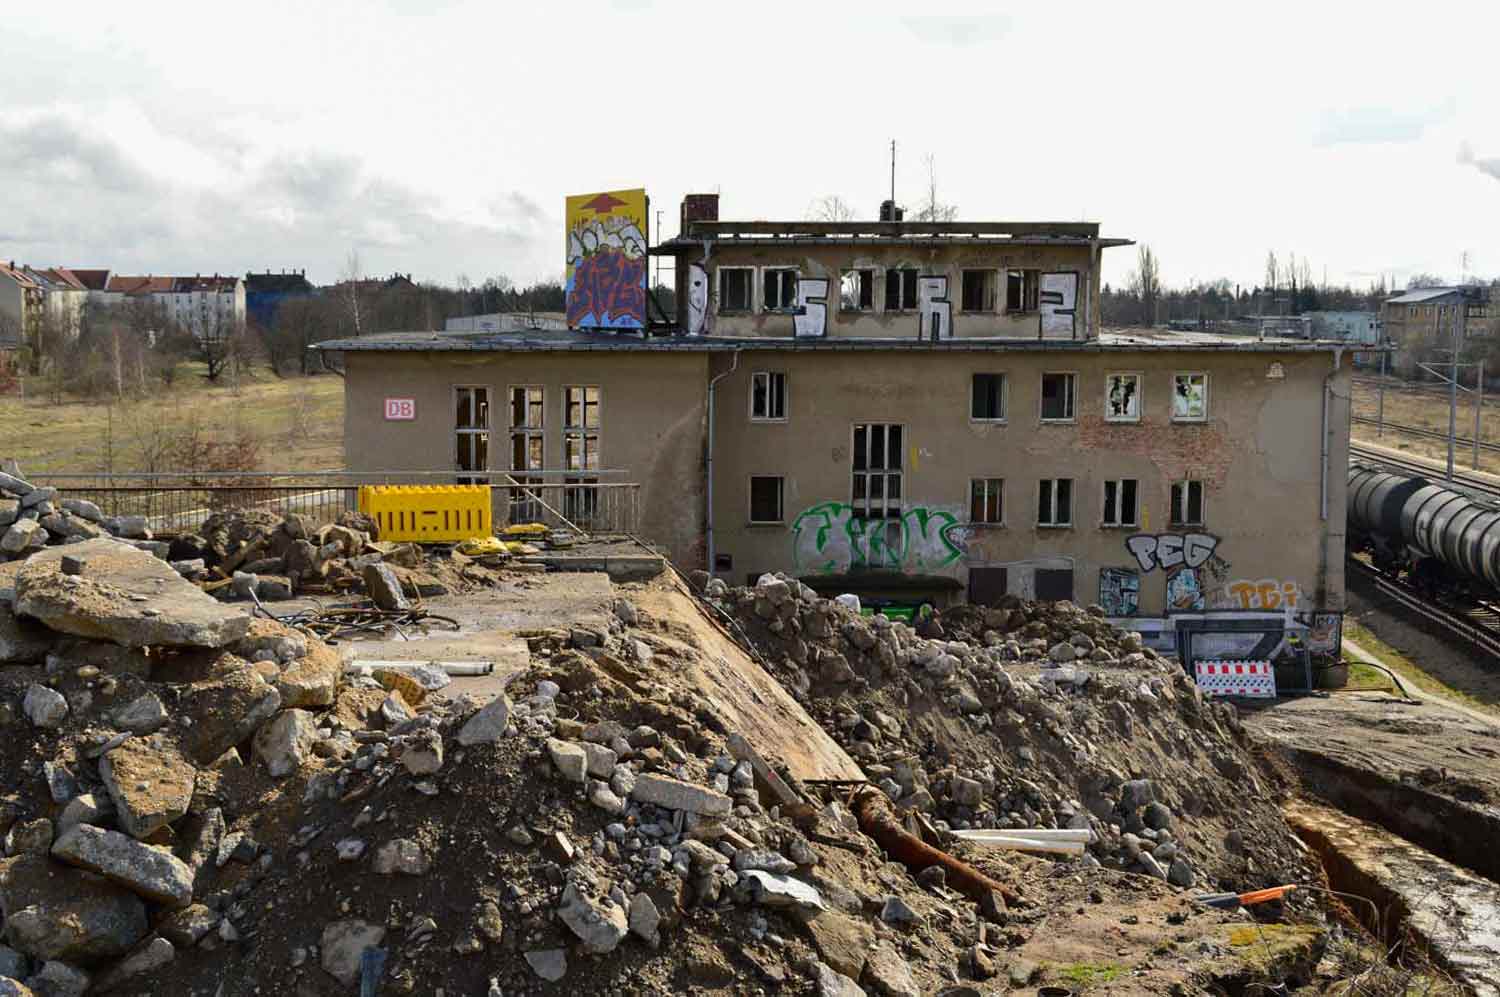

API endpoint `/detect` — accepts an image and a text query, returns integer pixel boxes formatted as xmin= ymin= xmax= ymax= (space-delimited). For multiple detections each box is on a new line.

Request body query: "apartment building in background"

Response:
xmin=104 ymin=273 xmax=246 ymax=340
xmin=317 ymin=193 xmax=1353 ymax=637
xmin=1382 ymin=285 xmax=1495 ymax=372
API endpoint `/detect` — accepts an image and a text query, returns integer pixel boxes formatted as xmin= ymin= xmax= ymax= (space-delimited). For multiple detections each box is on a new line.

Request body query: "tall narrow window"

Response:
xmin=750 ymin=372 xmax=787 ymax=421
xmin=749 ymin=476 xmax=785 ymax=524
xmin=762 ymin=268 xmax=798 ymax=312
xmin=1102 ymin=479 xmax=1139 ymax=527
xmin=852 ymin=424 xmax=903 ymax=520
xmin=884 ymin=269 xmax=918 ymax=311
xmin=1172 ymin=373 xmax=1208 ymax=421
xmin=1040 ymin=372 xmax=1076 ymax=421
xmin=970 ymin=478 xmax=1004 ymax=524
xmin=971 ymin=373 xmax=1006 ymax=421
xmin=455 ymin=386 xmax=490 ymax=484
xmin=564 ymin=386 xmax=600 ymax=526
xmin=1006 ymin=269 xmax=1040 ymax=312
xmin=1105 ymin=373 xmax=1141 ymax=421
xmin=508 ymin=386 xmax=544 ymax=523
xmin=1170 ymin=479 xmax=1205 ymax=527
xmin=1038 ymin=478 xmax=1073 ymax=527
xmin=840 ymin=269 xmax=874 ymax=312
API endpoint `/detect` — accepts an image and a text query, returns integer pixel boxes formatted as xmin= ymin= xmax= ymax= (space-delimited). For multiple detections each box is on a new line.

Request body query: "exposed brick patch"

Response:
xmin=1072 ymin=414 xmax=1237 ymax=490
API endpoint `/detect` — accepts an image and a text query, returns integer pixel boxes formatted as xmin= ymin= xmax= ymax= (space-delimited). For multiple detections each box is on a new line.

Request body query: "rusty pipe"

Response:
xmin=851 ymin=786 xmax=1019 ymax=911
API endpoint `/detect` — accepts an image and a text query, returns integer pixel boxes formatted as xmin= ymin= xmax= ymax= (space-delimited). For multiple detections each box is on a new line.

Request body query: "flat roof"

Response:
xmin=314 ymin=327 xmax=1370 ymax=355
xmin=651 ymin=219 xmax=1132 ymax=254
xmin=1386 ymin=287 xmax=1465 ymax=304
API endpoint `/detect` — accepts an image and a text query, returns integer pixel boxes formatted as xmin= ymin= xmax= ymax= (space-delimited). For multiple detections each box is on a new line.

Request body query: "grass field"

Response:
xmin=1351 ymin=374 xmax=1500 ymax=475
xmin=0 ymin=368 xmax=345 ymax=475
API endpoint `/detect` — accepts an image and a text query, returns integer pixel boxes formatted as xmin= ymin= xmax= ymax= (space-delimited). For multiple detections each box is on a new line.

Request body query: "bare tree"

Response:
xmin=1264 ymin=251 xmax=1279 ymax=293
xmin=806 ymin=195 xmax=856 ymax=222
xmin=342 ymin=249 xmax=364 ymax=336
xmin=1407 ymin=272 xmax=1448 ymax=289
xmin=912 ymin=155 xmax=959 ymax=223
xmin=1130 ymin=245 xmax=1162 ymax=324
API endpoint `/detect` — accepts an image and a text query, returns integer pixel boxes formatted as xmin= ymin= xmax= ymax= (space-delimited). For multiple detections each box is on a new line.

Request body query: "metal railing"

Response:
xmin=29 ymin=470 xmax=639 ymax=536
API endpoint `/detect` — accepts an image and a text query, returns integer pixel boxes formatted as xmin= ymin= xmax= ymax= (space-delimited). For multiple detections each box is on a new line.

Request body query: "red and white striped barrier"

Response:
xmin=1194 ymin=660 xmax=1276 ymax=698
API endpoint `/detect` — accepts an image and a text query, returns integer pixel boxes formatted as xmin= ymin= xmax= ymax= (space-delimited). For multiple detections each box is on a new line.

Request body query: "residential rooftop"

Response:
xmin=313 ymin=326 xmax=1369 ymax=355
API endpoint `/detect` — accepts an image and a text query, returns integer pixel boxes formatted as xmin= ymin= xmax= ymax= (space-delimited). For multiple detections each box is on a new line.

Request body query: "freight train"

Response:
xmin=1347 ymin=464 xmax=1500 ymax=601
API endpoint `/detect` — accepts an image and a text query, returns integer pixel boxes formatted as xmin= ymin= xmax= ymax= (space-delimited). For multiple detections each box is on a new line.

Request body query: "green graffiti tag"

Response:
xmin=790 ymin=502 xmax=968 ymax=574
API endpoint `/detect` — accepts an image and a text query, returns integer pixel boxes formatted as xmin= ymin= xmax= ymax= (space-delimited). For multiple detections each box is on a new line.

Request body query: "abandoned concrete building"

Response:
xmin=317 ymin=195 xmax=1352 ymax=633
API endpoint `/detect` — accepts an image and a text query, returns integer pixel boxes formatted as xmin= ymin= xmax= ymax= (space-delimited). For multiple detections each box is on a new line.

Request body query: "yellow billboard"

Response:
xmin=565 ymin=188 xmax=648 ymax=330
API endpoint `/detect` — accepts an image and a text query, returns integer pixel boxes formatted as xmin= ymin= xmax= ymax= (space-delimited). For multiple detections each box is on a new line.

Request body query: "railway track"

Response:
xmin=1350 ymin=415 xmax=1500 ymax=458
xmin=1348 ymin=443 xmax=1500 ymax=499
xmin=1346 ymin=558 xmax=1500 ymax=661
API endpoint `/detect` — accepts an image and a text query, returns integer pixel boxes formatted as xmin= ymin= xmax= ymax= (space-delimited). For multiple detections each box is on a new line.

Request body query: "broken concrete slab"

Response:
xmin=0 ymin=855 xmax=148 ymax=963
xmin=361 ymin=563 xmax=409 ymax=611
xmin=50 ymin=824 xmax=194 ymax=908
xmin=253 ymin=709 xmax=317 ymax=778
xmin=90 ymin=935 xmax=173 ymax=993
xmin=319 ymin=920 xmax=385 ymax=988
xmin=456 ymin=693 xmax=510 ymax=746
xmin=14 ymin=540 xmax=250 ymax=648
xmin=178 ymin=667 xmax=281 ymax=764
xmin=274 ymin=642 xmax=343 ymax=709
xmin=99 ymin=740 xmax=194 ymax=840
xmin=630 ymin=773 xmax=732 ymax=816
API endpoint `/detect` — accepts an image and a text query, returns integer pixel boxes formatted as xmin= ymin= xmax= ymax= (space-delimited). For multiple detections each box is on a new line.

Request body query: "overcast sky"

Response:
xmin=2 ymin=0 xmax=1497 ymax=292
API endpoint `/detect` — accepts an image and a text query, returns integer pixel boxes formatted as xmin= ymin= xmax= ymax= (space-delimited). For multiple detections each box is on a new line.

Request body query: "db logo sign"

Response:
xmin=384 ymin=398 xmax=416 ymax=421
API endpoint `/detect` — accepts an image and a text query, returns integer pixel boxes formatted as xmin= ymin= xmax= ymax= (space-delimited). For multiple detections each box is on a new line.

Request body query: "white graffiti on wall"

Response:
xmin=1040 ymin=271 xmax=1078 ymax=337
xmin=1125 ymin=532 xmax=1221 ymax=573
xmin=794 ymin=278 xmax=829 ymax=338
xmin=917 ymin=275 xmax=952 ymax=340
xmin=686 ymin=263 xmax=709 ymax=336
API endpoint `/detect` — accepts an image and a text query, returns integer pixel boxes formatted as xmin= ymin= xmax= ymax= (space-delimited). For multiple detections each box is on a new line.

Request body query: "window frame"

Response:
xmin=969 ymin=477 xmax=1005 ymax=526
xmin=960 ymin=269 xmax=997 ymax=313
xmin=1039 ymin=371 xmax=1077 ymax=423
xmin=761 ymin=267 xmax=799 ymax=313
xmin=884 ymin=268 xmax=919 ymax=312
xmin=717 ymin=266 xmax=755 ymax=314
xmin=1037 ymin=477 xmax=1074 ymax=528
xmin=1104 ymin=371 xmax=1143 ymax=423
xmin=1006 ymin=268 xmax=1040 ymax=313
xmin=1170 ymin=478 xmax=1206 ymax=528
xmin=562 ymin=384 xmax=601 ymax=475
xmin=749 ymin=370 xmax=788 ymax=423
xmin=748 ymin=474 xmax=786 ymax=525
xmin=850 ymin=423 xmax=904 ymax=521
xmin=1171 ymin=371 xmax=1210 ymax=423
xmin=507 ymin=385 xmax=545 ymax=522
xmin=839 ymin=269 xmax=874 ymax=313
xmin=454 ymin=384 xmax=492 ymax=484
xmin=970 ymin=372 xmax=1007 ymax=423
xmin=1100 ymin=478 xmax=1140 ymax=528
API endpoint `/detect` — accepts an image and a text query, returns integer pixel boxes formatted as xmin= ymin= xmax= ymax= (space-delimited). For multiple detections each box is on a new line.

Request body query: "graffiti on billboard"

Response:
xmin=565 ymin=189 xmax=648 ymax=330
xmin=791 ymin=502 xmax=968 ymax=574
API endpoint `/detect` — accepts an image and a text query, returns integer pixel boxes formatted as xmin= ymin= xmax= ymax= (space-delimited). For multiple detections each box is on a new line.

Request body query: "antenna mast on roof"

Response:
xmin=890 ymin=140 xmax=896 ymax=208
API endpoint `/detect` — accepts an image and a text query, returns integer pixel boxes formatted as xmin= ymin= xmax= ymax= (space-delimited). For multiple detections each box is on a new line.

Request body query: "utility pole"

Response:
xmin=890 ymin=140 xmax=896 ymax=207
xmin=1449 ymin=304 xmax=1459 ymax=480
xmin=1475 ymin=359 xmax=1485 ymax=470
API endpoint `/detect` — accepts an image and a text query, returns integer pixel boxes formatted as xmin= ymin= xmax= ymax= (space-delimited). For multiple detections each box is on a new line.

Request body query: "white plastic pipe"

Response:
xmin=955 ymin=828 xmax=1092 ymax=842
xmin=345 ymin=659 xmax=493 ymax=676
xmin=953 ymin=835 xmax=1087 ymax=856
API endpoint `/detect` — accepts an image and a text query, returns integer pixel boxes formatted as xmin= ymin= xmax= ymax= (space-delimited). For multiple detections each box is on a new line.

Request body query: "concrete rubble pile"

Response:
xmin=701 ymin=571 xmax=1316 ymax=894
xmin=0 ymin=471 xmax=166 ymax=562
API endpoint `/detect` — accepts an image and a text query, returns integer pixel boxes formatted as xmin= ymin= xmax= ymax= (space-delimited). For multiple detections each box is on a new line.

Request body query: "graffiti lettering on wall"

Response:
xmin=565 ymin=188 xmax=648 ymax=330
xmin=1223 ymin=578 xmax=1302 ymax=610
xmin=917 ymin=276 xmax=952 ymax=340
xmin=1167 ymin=566 xmax=1205 ymax=611
xmin=793 ymin=278 xmax=829 ymax=338
xmin=1098 ymin=567 xmax=1140 ymax=616
xmin=686 ymin=263 xmax=709 ymax=336
xmin=1125 ymin=532 xmax=1220 ymax=573
xmin=1040 ymin=271 xmax=1078 ymax=336
xmin=791 ymin=502 xmax=968 ymax=573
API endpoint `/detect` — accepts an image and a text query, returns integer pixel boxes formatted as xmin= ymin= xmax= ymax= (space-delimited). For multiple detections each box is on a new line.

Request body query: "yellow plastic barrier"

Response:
xmin=358 ymin=484 xmax=492 ymax=543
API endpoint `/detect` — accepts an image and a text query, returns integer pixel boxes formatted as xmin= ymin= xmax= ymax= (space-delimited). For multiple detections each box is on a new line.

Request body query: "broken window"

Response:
xmin=749 ymin=476 xmax=784 ymax=523
xmin=1102 ymin=479 xmax=1139 ymax=527
xmin=852 ymin=423 xmax=902 ymax=521
xmin=762 ymin=268 xmax=798 ymax=312
xmin=961 ymin=270 xmax=997 ymax=312
xmin=970 ymin=478 xmax=1004 ymax=524
xmin=840 ymin=269 xmax=874 ymax=312
xmin=454 ymin=386 xmax=490 ymax=484
xmin=1105 ymin=373 xmax=1141 ymax=421
xmin=1172 ymin=372 xmax=1208 ymax=421
xmin=970 ymin=373 xmax=1006 ymax=421
xmin=1170 ymin=479 xmax=1205 ymax=527
xmin=1006 ymin=269 xmax=1040 ymax=312
xmin=508 ymin=386 xmax=544 ymax=523
xmin=1040 ymin=372 xmax=1075 ymax=421
xmin=718 ymin=268 xmax=753 ymax=312
xmin=1037 ymin=478 xmax=1073 ymax=527
xmin=564 ymin=386 xmax=600 ymax=526
xmin=750 ymin=371 xmax=787 ymax=421
xmin=884 ymin=269 xmax=919 ymax=311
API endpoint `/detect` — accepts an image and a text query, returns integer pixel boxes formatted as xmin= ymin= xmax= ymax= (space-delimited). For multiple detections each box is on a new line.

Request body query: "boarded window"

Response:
xmin=971 ymin=373 xmax=1006 ymax=421
xmin=1040 ymin=372 xmax=1075 ymax=421
xmin=749 ymin=476 xmax=784 ymax=523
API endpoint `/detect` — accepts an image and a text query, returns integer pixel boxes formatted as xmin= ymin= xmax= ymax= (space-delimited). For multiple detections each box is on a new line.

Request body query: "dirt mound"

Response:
xmin=703 ymin=574 xmax=1317 ymax=896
